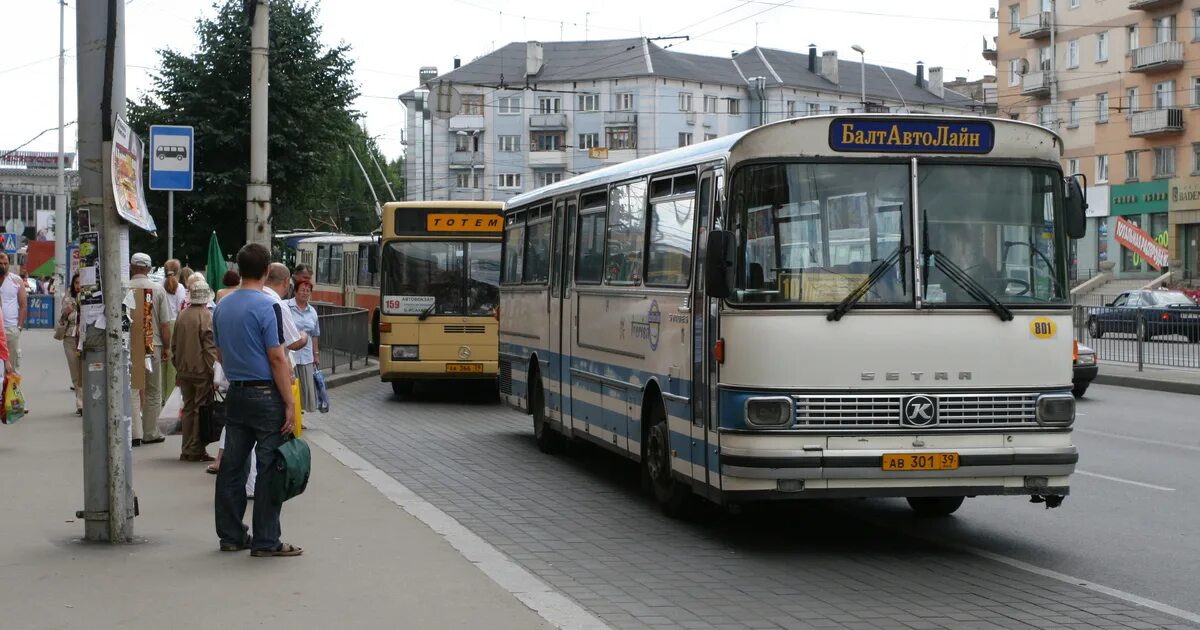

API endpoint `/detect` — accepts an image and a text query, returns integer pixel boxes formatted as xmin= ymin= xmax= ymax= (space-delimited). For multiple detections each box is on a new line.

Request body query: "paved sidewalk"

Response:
xmin=0 ymin=330 xmax=550 ymax=630
xmin=1093 ymin=361 xmax=1200 ymax=396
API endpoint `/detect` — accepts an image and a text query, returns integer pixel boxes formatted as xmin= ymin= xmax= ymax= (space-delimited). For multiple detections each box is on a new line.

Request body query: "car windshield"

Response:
xmin=1145 ymin=291 xmax=1196 ymax=306
xmin=382 ymin=241 xmax=500 ymax=316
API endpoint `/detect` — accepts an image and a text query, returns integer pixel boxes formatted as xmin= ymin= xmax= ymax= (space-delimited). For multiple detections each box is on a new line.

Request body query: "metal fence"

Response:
xmin=1073 ymin=303 xmax=1200 ymax=370
xmin=313 ymin=303 xmax=372 ymax=374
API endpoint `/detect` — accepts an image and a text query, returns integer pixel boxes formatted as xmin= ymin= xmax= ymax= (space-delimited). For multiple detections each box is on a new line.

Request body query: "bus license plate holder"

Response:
xmin=446 ymin=363 xmax=484 ymax=373
xmin=881 ymin=452 xmax=959 ymax=471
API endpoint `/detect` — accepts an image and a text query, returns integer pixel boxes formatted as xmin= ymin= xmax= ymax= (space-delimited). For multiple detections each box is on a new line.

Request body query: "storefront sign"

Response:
xmin=1110 ymin=180 xmax=1168 ymax=216
xmin=1085 ymin=185 xmax=1109 ymax=218
xmin=1114 ymin=216 xmax=1169 ymax=270
xmin=0 ymin=150 xmax=75 ymax=168
xmin=1168 ymin=175 xmax=1200 ymax=212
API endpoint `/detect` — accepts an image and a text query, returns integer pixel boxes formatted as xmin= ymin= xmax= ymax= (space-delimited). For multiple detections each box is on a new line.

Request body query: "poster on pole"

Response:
xmin=78 ymin=231 xmax=104 ymax=328
xmin=111 ymin=114 xmax=157 ymax=234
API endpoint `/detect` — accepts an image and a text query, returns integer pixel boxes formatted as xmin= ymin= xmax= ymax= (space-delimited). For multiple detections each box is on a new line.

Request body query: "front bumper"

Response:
xmin=379 ymin=357 xmax=498 ymax=381
xmin=1072 ymin=363 xmax=1098 ymax=385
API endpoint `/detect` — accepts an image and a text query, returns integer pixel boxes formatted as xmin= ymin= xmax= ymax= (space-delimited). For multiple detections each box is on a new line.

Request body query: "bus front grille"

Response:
xmin=499 ymin=360 xmax=513 ymax=395
xmin=443 ymin=325 xmax=487 ymax=334
xmin=791 ymin=393 xmax=1040 ymax=430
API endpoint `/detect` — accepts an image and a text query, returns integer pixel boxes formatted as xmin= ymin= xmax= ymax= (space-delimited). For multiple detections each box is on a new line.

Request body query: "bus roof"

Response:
xmin=384 ymin=201 xmax=504 ymax=211
xmin=296 ymin=234 xmax=376 ymax=245
xmin=506 ymin=115 xmax=1063 ymax=210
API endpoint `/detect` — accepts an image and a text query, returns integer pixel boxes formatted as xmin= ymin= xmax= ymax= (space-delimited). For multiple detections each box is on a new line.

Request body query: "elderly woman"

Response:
xmin=286 ymin=280 xmax=320 ymax=412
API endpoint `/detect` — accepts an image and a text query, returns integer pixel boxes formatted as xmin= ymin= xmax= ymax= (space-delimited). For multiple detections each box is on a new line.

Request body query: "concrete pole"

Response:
xmin=77 ymin=0 xmax=135 ymax=543
xmin=246 ymin=0 xmax=271 ymax=247
xmin=55 ymin=0 xmax=67 ymax=319
xmin=1049 ymin=0 xmax=1058 ymax=131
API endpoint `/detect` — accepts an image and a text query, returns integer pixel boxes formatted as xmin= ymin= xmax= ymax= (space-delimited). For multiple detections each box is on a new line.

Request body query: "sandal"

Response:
xmin=205 ymin=465 xmax=218 ymax=475
xmin=251 ymin=543 xmax=303 ymax=557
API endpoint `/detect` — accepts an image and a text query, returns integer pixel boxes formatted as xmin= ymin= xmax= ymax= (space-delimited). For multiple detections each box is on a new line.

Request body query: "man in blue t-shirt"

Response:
xmin=212 ymin=243 xmax=301 ymax=557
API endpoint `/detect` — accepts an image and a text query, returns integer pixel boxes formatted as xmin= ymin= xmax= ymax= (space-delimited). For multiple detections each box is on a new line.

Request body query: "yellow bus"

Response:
xmin=378 ymin=201 xmax=505 ymax=396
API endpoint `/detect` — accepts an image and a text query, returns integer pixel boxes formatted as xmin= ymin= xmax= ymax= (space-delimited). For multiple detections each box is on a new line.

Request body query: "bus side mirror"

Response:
xmin=367 ymin=244 xmax=380 ymax=274
xmin=1065 ymin=175 xmax=1087 ymax=240
xmin=704 ymin=229 xmax=735 ymax=299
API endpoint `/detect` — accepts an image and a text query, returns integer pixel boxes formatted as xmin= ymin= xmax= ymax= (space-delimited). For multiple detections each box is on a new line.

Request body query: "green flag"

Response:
xmin=205 ymin=232 xmax=227 ymax=290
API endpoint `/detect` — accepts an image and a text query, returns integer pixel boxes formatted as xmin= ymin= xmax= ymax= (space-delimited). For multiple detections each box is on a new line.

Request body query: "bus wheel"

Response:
xmin=643 ymin=403 xmax=691 ymax=517
xmin=906 ymin=496 xmax=964 ymax=517
xmin=391 ymin=380 xmax=414 ymax=398
xmin=531 ymin=373 xmax=562 ymax=454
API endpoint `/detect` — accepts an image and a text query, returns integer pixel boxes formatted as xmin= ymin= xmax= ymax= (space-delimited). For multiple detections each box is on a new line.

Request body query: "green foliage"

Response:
xmin=127 ymin=0 xmax=361 ymax=266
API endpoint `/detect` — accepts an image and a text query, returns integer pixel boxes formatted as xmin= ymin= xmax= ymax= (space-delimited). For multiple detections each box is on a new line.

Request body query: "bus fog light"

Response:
xmin=745 ymin=397 xmax=793 ymax=428
xmin=1036 ymin=394 xmax=1074 ymax=426
xmin=391 ymin=345 xmax=419 ymax=360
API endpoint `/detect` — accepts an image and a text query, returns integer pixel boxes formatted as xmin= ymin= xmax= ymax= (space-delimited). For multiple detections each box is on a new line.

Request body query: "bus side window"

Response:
xmin=502 ymin=213 xmax=526 ymax=284
xmin=576 ymin=212 xmax=606 ymax=284
xmin=604 ymin=180 xmax=647 ymax=285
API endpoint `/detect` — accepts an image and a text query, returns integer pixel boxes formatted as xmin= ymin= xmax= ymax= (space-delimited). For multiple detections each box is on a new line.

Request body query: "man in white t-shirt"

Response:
xmin=0 ymin=253 xmax=28 ymax=368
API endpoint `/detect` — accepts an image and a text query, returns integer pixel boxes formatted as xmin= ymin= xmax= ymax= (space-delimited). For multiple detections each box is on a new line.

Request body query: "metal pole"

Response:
xmin=1049 ymin=0 xmax=1058 ymax=131
xmin=246 ymin=0 xmax=271 ymax=246
xmin=368 ymin=151 xmax=397 ymax=201
xmin=54 ymin=0 xmax=67 ymax=320
xmin=167 ymin=191 xmax=173 ymax=260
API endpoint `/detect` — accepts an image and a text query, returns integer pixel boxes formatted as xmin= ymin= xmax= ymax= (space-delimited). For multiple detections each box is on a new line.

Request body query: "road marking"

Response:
xmin=1076 ymin=428 xmax=1200 ymax=453
xmin=1074 ymin=469 xmax=1175 ymax=492
xmin=306 ymin=430 xmax=612 ymax=630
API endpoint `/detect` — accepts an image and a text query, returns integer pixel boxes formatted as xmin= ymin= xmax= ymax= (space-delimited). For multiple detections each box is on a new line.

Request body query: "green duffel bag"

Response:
xmin=270 ymin=436 xmax=311 ymax=504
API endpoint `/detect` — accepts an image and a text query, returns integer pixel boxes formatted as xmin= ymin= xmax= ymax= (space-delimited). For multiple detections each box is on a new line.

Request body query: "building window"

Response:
xmin=1193 ymin=77 xmax=1200 ymax=106
xmin=497 ymin=96 xmax=521 ymax=114
xmin=455 ymin=171 xmax=480 ymax=189
xmin=828 ymin=105 xmax=838 ymax=114
xmin=1008 ymin=59 xmax=1021 ymax=87
xmin=678 ymin=132 xmax=693 ymax=147
xmin=1039 ymin=105 xmax=1053 ymax=128
xmin=497 ymin=135 xmax=520 ymax=152
xmin=531 ymin=132 xmax=563 ymax=151
xmin=615 ymin=93 xmax=634 ymax=111
xmin=1154 ymin=80 xmax=1174 ymax=109
xmin=785 ymin=100 xmax=797 ymax=116
xmin=703 ymin=95 xmax=717 ymax=113
xmin=454 ymin=133 xmax=479 ymax=152
xmin=537 ymin=171 xmax=564 ymax=187
xmin=1069 ymin=0 xmax=1079 ymax=8
xmin=577 ymin=133 xmax=599 ymax=149
xmin=606 ymin=126 xmax=636 ymax=150
xmin=577 ymin=93 xmax=599 ymax=112
xmin=460 ymin=94 xmax=484 ymax=115
xmin=538 ymin=97 xmax=561 ymax=114
xmin=1193 ymin=144 xmax=1200 ymax=174
xmin=678 ymin=93 xmax=693 ymax=112
xmin=1154 ymin=146 xmax=1175 ymax=177
xmin=1194 ymin=9 xmax=1200 ymax=41
xmin=498 ymin=173 xmax=522 ymax=189
xmin=1097 ymin=154 xmax=1109 ymax=182
xmin=1153 ymin=15 xmax=1175 ymax=43
xmin=1128 ymin=24 xmax=1139 ymax=53
xmin=1068 ymin=99 xmax=1080 ymax=127
xmin=807 ymin=102 xmax=820 ymax=115
xmin=1008 ymin=5 xmax=1019 ymax=32
xmin=1126 ymin=150 xmax=1140 ymax=180
xmin=1097 ymin=92 xmax=1109 ymax=123
xmin=1096 ymin=31 xmax=1109 ymax=62
xmin=1067 ymin=40 xmax=1079 ymax=68
xmin=726 ymin=98 xmax=741 ymax=115
xmin=704 ymin=133 xmax=718 ymax=141
xmin=1126 ymin=87 xmax=1139 ymax=114
xmin=1068 ymin=158 xmax=1079 ymax=175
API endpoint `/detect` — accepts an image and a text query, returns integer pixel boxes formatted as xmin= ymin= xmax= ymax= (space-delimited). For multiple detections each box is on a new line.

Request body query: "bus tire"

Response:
xmin=642 ymin=400 xmax=691 ymax=517
xmin=370 ymin=310 xmax=381 ymax=353
xmin=391 ymin=380 xmax=414 ymax=398
xmin=906 ymin=496 xmax=964 ymax=517
xmin=530 ymin=370 xmax=563 ymax=454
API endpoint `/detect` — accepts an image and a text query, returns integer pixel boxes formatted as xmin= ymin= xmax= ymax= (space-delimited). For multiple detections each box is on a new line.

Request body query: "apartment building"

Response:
xmin=400 ymin=38 xmax=980 ymax=205
xmin=996 ymin=0 xmax=1200 ymax=283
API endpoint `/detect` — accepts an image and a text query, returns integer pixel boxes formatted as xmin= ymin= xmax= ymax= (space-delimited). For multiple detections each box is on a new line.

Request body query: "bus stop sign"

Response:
xmin=149 ymin=125 xmax=194 ymax=191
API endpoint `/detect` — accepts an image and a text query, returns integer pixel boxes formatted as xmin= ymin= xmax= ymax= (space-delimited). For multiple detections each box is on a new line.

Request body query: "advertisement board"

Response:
xmin=1114 ymin=216 xmax=1169 ymax=270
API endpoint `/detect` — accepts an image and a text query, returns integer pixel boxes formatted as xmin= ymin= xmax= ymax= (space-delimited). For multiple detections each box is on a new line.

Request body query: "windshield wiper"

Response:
xmin=925 ymin=249 xmax=1013 ymax=322
xmin=827 ymin=245 xmax=911 ymax=322
xmin=417 ymin=301 xmax=437 ymax=321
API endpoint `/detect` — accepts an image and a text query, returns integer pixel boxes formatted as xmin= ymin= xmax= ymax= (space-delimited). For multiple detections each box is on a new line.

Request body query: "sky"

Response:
xmin=1 ymin=0 xmax=997 ymax=161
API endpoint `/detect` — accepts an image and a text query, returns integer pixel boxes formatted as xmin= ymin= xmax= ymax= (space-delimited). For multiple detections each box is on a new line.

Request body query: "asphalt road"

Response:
xmin=852 ymin=383 xmax=1200 ymax=615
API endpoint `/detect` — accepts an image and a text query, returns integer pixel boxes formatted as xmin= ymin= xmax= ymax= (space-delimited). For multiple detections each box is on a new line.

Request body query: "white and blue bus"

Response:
xmin=499 ymin=115 xmax=1087 ymax=516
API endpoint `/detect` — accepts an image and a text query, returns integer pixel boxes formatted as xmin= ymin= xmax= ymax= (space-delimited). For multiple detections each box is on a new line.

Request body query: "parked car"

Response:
xmin=1072 ymin=341 xmax=1097 ymax=399
xmin=1085 ymin=290 xmax=1200 ymax=342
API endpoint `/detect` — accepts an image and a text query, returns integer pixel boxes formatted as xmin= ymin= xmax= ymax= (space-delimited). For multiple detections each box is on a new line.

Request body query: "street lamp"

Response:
xmin=851 ymin=44 xmax=866 ymax=112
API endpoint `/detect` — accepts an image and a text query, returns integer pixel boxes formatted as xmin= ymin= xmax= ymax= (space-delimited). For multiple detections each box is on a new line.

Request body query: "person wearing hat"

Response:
xmin=171 ymin=280 xmax=217 ymax=462
xmin=123 ymin=252 xmax=173 ymax=445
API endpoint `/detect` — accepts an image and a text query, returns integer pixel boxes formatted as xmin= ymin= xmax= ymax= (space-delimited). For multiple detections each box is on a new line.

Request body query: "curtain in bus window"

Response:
xmin=524 ymin=219 xmax=553 ymax=284
xmin=576 ymin=212 xmax=606 ymax=283
xmin=605 ymin=181 xmax=647 ymax=284
xmin=502 ymin=226 xmax=525 ymax=284
xmin=647 ymin=198 xmax=694 ymax=286
xmin=468 ymin=243 xmax=501 ymax=315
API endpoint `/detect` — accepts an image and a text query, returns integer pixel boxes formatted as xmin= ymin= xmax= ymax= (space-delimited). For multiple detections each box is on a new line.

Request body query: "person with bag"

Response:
xmin=56 ymin=273 xmax=83 ymax=415
xmin=0 ymin=290 xmax=17 ymax=423
xmin=122 ymin=253 xmax=172 ymax=446
xmin=171 ymin=280 xmax=217 ymax=463
xmin=285 ymin=280 xmax=320 ymax=413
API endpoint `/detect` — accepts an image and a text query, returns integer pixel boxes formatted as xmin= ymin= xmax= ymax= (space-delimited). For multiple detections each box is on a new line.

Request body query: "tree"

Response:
xmin=127 ymin=0 xmax=359 ymax=267
xmin=300 ymin=124 xmax=400 ymax=235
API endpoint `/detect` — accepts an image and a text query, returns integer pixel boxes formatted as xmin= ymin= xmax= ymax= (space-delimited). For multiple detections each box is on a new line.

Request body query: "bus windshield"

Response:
xmin=382 ymin=241 xmax=500 ymax=316
xmin=728 ymin=162 xmax=1067 ymax=307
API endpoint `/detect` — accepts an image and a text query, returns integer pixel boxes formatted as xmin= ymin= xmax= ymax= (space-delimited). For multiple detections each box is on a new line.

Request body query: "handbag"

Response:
xmin=269 ymin=436 xmax=311 ymax=504
xmin=313 ymin=369 xmax=329 ymax=413
xmin=53 ymin=320 xmax=68 ymax=341
xmin=198 ymin=389 xmax=226 ymax=445
xmin=291 ymin=378 xmax=303 ymax=437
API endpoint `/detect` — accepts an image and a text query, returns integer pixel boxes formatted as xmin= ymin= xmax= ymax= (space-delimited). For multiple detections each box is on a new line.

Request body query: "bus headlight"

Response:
xmin=1036 ymin=394 xmax=1075 ymax=426
xmin=745 ymin=397 xmax=794 ymax=428
xmin=391 ymin=345 xmax=419 ymax=361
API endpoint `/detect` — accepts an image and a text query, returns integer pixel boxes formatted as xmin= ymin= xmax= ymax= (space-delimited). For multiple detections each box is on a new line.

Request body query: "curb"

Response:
xmin=324 ymin=362 xmax=379 ymax=390
xmin=1094 ymin=373 xmax=1200 ymax=396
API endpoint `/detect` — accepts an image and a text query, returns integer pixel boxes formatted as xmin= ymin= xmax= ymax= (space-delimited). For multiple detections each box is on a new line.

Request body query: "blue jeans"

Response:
xmin=214 ymin=384 xmax=287 ymax=551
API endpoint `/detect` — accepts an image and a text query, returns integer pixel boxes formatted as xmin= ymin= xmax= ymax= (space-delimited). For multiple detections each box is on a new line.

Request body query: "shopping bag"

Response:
xmin=313 ymin=369 xmax=329 ymax=413
xmin=2 ymin=374 xmax=26 ymax=424
xmin=291 ymin=378 xmax=303 ymax=437
xmin=158 ymin=387 xmax=183 ymax=435
xmin=269 ymin=436 xmax=311 ymax=504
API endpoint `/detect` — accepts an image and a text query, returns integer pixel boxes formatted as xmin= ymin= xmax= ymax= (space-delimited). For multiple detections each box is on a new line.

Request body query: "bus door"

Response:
xmin=548 ymin=197 xmax=575 ymax=425
xmin=342 ymin=248 xmax=359 ymax=307
xmin=691 ymin=168 xmax=721 ymax=485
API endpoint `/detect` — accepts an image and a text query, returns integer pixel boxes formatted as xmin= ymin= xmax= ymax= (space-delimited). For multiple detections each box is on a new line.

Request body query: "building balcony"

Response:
xmin=1130 ymin=41 xmax=1184 ymax=72
xmin=1019 ymin=12 xmax=1053 ymax=39
xmin=449 ymin=151 xmax=481 ymax=166
xmin=529 ymin=113 xmax=568 ymax=129
xmin=982 ymin=40 xmax=997 ymax=63
xmin=1129 ymin=0 xmax=1180 ymax=9
xmin=683 ymin=111 xmax=697 ymax=125
xmin=604 ymin=112 xmax=638 ymax=125
xmin=528 ymin=150 xmax=568 ymax=167
xmin=448 ymin=114 xmax=485 ymax=131
xmin=1129 ymin=108 xmax=1184 ymax=136
xmin=1021 ymin=71 xmax=1051 ymax=97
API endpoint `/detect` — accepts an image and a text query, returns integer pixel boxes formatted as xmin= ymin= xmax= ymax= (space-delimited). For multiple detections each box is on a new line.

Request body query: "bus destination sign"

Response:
xmin=828 ymin=118 xmax=994 ymax=154
xmin=425 ymin=213 xmax=503 ymax=232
